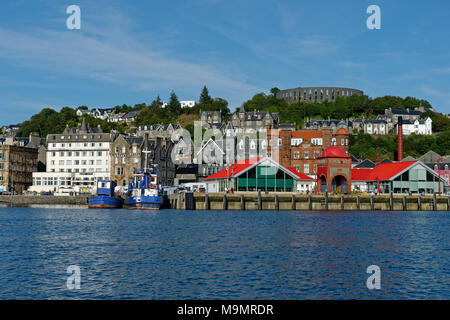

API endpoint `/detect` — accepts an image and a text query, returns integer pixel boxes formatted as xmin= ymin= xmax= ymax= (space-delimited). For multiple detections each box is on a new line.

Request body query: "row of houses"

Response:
xmin=303 ymin=107 xmax=434 ymax=136
xmin=76 ymin=100 xmax=196 ymax=123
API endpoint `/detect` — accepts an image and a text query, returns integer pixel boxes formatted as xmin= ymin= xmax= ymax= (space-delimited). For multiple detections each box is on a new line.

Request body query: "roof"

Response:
xmin=291 ymin=130 xmax=323 ymax=139
xmin=286 ymin=168 xmax=314 ymax=180
xmin=391 ymin=109 xmax=421 ymax=115
xmin=366 ymin=161 xmax=417 ymax=180
xmin=401 ymin=156 xmax=416 ymax=162
xmin=417 ymin=150 xmax=443 ymax=163
xmin=318 ymin=146 xmax=350 ymax=159
xmin=205 ymin=157 xmax=313 ymax=181
xmin=351 ymin=169 xmax=372 ymax=181
xmin=205 ymin=158 xmax=263 ymax=180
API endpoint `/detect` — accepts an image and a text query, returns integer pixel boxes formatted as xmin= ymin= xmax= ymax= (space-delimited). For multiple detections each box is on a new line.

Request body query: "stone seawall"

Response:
xmin=170 ymin=192 xmax=450 ymax=211
xmin=0 ymin=195 xmax=89 ymax=207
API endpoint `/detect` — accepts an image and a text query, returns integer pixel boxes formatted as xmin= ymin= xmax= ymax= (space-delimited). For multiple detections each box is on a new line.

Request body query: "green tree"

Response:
xmin=167 ymin=91 xmax=181 ymax=116
xmin=199 ymin=86 xmax=213 ymax=105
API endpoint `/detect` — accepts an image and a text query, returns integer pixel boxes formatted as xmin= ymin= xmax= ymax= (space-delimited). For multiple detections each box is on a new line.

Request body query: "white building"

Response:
xmin=180 ymin=101 xmax=196 ymax=108
xmin=395 ymin=117 xmax=432 ymax=135
xmin=29 ymin=119 xmax=116 ymax=195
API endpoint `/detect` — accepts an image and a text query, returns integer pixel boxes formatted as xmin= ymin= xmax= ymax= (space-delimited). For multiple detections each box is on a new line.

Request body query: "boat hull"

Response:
xmin=88 ymin=196 xmax=123 ymax=209
xmin=124 ymin=196 xmax=162 ymax=210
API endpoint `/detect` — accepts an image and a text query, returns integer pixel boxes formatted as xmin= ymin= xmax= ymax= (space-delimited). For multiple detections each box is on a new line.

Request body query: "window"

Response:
xmin=59 ymin=160 xmax=64 ymax=165
xmin=304 ymin=164 xmax=310 ymax=174
xmin=97 ymin=151 xmax=102 ymax=156
xmin=294 ymin=151 xmax=300 ymax=159
xmin=96 ymin=160 xmax=102 ymax=165
xmin=304 ymin=151 xmax=309 ymax=159
xmin=60 ymin=152 xmax=65 ymax=157
xmin=89 ymin=160 xmax=94 ymax=165
xmin=115 ymin=147 xmax=119 ymax=153
xmin=132 ymin=146 xmax=137 ymax=153
xmin=122 ymin=147 xmax=126 ymax=153
xmin=67 ymin=160 xmax=72 ymax=165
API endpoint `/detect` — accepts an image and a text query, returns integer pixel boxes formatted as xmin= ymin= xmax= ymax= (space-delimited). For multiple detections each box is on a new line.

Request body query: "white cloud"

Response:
xmin=0 ymin=16 xmax=261 ymax=109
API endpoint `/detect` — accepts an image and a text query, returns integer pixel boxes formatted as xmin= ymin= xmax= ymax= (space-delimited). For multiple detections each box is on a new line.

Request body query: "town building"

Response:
xmin=0 ymin=134 xmax=39 ymax=194
xmin=107 ymin=113 xmax=126 ymax=123
xmin=277 ymin=87 xmax=364 ymax=104
xmin=109 ymin=134 xmax=175 ymax=188
xmin=29 ymin=119 xmax=116 ymax=195
xmin=351 ymin=161 xmax=447 ymax=194
xmin=385 ymin=108 xmax=422 ymax=123
xmin=303 ymin=119 xmax=350 ymax=134
xmin=230 ymin=108 xmax=279 ymax=133
xmin=199 ymin=111 xmax=222 ymax=126
xmin=180 ymin=101 xmax=196 ymax=108
xmin=136 ymin=124 xmax=181 ymax=139
xmin=204 ymin=157 xmax=314 ymax=193
xmin=317 ymin=146 xmax=352 ymax=193
xmin=394 ymin=118 xmax=432 ymax=135
xmin=272 ymin=128 xmax=349 ymax=177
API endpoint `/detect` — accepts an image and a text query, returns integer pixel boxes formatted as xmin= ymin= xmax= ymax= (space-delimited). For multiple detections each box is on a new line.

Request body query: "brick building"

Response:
xmin=270 ymin=128 xmax=349 ymax=177
xmin=317 ymin=146 xmax=352 ymax=193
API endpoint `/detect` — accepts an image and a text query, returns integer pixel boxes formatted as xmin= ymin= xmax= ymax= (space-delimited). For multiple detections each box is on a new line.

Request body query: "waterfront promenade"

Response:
xmin=172 ymin=192 xmax=450 ymax=211
xmin=0 ymin=193 xmax=449 ymax=211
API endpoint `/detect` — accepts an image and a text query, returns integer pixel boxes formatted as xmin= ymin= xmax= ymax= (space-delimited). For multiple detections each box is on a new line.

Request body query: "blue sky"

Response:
xmin=0 ymin=0 xmax=449 ymax=125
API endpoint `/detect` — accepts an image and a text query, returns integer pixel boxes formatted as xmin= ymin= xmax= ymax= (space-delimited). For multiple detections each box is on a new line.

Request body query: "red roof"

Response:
xmin=366 ymin=161 xmax=417 ymax=181
xmin=205 ymin=158 xmax=314 ymax=181
xmin=318 ymin=146 xmax=350 ymax=159
xmin=286 ymin=168 xmax=314 ymax=180
xmin=205 ymin=158 xmax=262 ymax=180
xmin=351 ymin=169 xmax=373 ymax=181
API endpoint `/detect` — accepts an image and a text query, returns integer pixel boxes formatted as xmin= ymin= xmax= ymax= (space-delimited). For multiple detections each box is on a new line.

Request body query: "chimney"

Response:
xmin=397 ymin=116 xmax=404 ymax=161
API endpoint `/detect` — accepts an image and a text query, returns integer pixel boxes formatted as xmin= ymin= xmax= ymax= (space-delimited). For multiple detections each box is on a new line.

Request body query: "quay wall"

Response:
xmin=0 ymin=195 xmax=89 ymax=207
xmin=170 ymin=192 xmax=450 ymax=212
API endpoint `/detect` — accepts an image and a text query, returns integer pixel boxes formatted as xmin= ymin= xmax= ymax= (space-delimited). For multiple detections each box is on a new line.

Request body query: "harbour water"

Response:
xmin=0 ymin=208 xmax=448 ymax=299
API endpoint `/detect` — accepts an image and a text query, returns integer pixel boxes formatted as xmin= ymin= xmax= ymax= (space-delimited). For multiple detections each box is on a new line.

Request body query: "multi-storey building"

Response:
xmin=110 ymin=134 xmax=176 ymax=188
xmin=29 ymin=120 xmax=116 ymax=195
xmin=385 ymin=108 xmax=422 ymax=123
xmin=230 ymin=108 xmax=279 ymax=133
xmin=0 ymin=138 xmax=39 ymax=194
xmin=272 ymin=128 xmax=349 ymax=177
xmin=394 ymin=117 xmax=432 ymax=135
xmin=136 ymin=124 xmax=181 ymax=139
xmin=303 ymin=119 xmax=350 ymax=134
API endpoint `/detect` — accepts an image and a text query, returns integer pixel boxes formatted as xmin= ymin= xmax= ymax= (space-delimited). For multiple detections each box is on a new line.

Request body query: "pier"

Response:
xmin=0 ymin=195 xmax=89 ymax=207
xmin=170 ymin=192 xmax=450 ymax=211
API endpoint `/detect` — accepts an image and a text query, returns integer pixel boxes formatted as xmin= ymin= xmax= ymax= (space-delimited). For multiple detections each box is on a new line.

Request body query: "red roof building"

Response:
xmin=350 ymin=161 xmax=447 ymax=194
xmin=204 ymin=157 xmax=314 ymax=193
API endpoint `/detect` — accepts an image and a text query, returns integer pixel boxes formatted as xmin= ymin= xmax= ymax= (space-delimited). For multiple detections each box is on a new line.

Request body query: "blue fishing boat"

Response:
xmin=88 ymin=180 xmax=123 ymax=209
xmin=124 ymin=169 xmax=163 ymax=210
